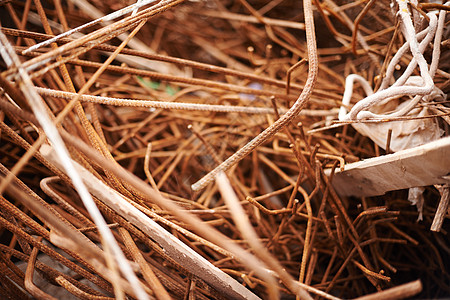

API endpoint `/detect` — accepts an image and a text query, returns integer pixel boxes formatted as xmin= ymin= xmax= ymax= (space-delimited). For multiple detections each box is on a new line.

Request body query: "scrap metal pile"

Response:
xmin=0 ymin=0 xmax=449 ymax=299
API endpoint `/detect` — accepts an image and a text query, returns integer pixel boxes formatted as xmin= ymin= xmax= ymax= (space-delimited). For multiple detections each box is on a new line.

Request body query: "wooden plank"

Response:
xmin=40 ymin=144 xmax=261 ymax=300
xmin=326 ymin=137 xmax=450 ymax=197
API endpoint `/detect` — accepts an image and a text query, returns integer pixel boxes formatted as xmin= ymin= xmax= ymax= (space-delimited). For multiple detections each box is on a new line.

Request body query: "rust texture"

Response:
xmin=0 ymin=0 xmax=449 ymax=299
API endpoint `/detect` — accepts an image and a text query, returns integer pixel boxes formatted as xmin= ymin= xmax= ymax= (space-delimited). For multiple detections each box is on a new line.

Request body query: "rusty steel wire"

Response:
xmin=0 ymin=0 xmax=449 ymax=299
